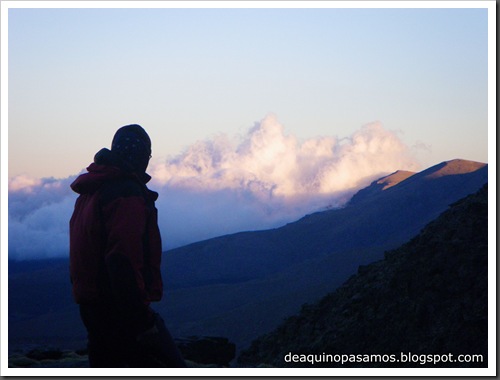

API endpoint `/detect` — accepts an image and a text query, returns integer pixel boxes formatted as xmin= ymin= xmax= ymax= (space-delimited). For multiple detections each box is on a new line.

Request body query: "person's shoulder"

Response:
xmin=99 ymin=177 xmax=145 ymax=204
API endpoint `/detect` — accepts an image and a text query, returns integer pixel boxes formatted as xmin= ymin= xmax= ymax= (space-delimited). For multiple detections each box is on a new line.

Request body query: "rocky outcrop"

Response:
xmin=239 ymin=184 xmax=488 ymax=367
xmin=175 ymin=336 xmax=236 ymax=367
xmin=8 ymin=336 xmax=236 ymax=368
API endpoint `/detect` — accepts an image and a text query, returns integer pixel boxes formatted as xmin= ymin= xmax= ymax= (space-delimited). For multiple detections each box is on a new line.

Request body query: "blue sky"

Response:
xmin=6 ymin=2 xmax=491 ymax=179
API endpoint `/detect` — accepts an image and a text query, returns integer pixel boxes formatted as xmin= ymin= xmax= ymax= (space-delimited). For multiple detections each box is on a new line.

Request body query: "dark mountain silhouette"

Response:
xmin=238 ymin=184 xmax=488 ymax=367
xmin=8 ymin=159 xmax=488 ymax=359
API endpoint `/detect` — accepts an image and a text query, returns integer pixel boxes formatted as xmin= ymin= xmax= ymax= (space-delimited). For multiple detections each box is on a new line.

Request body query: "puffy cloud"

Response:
xmin=8 ymin=175 xmax=43 ymax=192
xmin=149 ymin=115 xmax=419 ymax=196
xmin=8 ymin=115 xmax=420 ymax=259
xmin=8 ymin=175 xmax=78 ymax=259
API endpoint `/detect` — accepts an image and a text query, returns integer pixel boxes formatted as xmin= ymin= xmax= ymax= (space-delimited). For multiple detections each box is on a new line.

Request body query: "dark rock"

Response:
xmin=175 ymin=336 xmax=236 ymax=366
xmin=26 ymin=347 xmax=63 ymax=361
xmin=75 ymin=347 xmax=88 ymax=356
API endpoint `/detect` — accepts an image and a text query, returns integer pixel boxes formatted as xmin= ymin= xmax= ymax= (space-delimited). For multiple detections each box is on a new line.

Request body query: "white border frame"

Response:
xmin=1 ymin=1 xmax=496 ymax=377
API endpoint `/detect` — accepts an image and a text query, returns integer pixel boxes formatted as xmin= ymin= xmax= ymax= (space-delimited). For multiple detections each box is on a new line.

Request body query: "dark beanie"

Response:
xmin=111 ymin=124 xmax=152 ymax=173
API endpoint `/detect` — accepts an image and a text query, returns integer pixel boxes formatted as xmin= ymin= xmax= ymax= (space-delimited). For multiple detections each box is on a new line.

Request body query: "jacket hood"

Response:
xmin=70 ymin=148 xmax=152 ymax=195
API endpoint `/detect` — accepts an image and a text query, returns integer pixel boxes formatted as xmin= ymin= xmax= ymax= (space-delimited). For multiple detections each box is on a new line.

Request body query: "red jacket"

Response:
xmin=69 ymin=150 xmax=163 ymax=315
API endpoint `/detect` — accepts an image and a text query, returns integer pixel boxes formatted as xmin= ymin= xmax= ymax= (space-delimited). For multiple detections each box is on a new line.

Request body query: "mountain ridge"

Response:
xmin=347 ymin=169 xmax=416 ymax=205
xmin=347 ymin=158 xmax=486 ymax=207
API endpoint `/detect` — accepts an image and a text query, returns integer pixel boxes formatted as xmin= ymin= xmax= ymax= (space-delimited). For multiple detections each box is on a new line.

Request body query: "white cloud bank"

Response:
xmin=8 ymin=115 xmax=421 ymax=260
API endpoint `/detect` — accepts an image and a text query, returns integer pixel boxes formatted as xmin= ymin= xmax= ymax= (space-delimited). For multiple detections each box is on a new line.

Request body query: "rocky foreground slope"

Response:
xmin=239 ymin=184 xmax=488 ymax=367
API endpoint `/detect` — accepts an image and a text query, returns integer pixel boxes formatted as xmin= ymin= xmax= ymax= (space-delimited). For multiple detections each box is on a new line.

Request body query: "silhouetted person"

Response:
xmin=69 ymin=124 xmax=186 ymax=368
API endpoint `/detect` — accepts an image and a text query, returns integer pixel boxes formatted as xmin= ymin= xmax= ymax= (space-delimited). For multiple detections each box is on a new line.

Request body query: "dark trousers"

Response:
xmin=79 ymin=303 xmax=186 ymax=368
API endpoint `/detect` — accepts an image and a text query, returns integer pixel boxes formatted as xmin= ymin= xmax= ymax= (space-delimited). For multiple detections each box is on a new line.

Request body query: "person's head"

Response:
xmin=111 ymin=124 xmax=152 ymax=173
